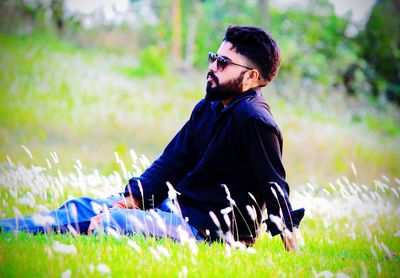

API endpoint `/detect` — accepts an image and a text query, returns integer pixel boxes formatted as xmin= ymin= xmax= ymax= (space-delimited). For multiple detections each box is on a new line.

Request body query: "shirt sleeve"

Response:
xmin=241 ymin=117 xmax=304 ymax=236
xmin=123 ymin=105 xmax=198 ymax=209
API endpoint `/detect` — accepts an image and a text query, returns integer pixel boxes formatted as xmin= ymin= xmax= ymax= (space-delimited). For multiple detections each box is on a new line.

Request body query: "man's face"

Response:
xmin=206 ymin=41 xmax=251 ymax=102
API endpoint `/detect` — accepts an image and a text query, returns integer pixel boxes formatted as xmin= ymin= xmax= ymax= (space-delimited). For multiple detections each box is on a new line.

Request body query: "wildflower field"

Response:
xmin=0 ymin=32 xmax=400 ymax=277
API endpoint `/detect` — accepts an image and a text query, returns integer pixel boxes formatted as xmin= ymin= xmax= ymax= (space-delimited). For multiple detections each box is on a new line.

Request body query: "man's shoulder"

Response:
xmin=233 ymin=94 xmax=281 ymax=135
xmin=192 ymin=99 xmax=220 ymax=117
xmin=236 ymin=94 xmax=273 ymax=120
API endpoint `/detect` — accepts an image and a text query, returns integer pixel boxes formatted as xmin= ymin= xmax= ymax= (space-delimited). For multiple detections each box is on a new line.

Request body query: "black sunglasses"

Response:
xmin=208 ymin=52 xmax=253 ymax=72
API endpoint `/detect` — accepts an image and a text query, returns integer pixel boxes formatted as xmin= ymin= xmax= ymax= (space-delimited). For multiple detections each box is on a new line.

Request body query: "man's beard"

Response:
xmin=205 ymin=71 xmax=245 ymax=101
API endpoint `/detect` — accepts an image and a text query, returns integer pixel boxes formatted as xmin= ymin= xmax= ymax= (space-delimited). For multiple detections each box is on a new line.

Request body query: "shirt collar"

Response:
xmin=221 ymin=87 xmax=262 ymax=112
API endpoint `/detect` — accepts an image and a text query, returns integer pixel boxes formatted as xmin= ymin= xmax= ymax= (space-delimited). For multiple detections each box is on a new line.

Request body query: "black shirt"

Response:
xmin=125 ymin=88 xmax=304 ymax=242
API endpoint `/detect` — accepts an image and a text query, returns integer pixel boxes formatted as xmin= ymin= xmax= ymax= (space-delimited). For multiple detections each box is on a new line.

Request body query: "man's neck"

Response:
xmin=221 ymin=87 xmax=260 ymax=107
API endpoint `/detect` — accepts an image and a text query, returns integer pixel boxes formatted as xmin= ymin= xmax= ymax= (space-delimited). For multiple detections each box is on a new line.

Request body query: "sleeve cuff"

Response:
xmin=264 ymin=208 xmax=305 ymax=236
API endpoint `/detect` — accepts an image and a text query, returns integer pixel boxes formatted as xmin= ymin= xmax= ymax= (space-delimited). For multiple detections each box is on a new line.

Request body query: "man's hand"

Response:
xmin=281 ymin=228 xmax=300 ymax=252
xmin=87 ymin=195 xmax=142 ymax=235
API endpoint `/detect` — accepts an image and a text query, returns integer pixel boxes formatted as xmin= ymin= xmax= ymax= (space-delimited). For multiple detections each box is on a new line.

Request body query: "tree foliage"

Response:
xmin=0 ymin=0 xmax=398 ymax=105
xmin=358 ymin=0 xmax=400 ymax=104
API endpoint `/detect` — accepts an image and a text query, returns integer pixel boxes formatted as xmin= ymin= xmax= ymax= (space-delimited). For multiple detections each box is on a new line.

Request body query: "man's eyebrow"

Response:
xmin=219 ymin=55 xmax=232 ymax=61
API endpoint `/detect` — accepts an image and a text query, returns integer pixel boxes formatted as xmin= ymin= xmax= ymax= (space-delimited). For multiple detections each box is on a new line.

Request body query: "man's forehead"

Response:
xmin=216 ymin=41 xmax=242 ymax=60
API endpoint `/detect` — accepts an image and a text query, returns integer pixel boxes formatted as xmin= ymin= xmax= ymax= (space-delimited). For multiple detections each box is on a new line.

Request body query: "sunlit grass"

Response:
xmin=1 ymin=31 xmax=399 ymax=183
xmin=0 ymin=30 xmax=400 ymax=277
xmin=0 ymin=152 xmax=399 ymax=277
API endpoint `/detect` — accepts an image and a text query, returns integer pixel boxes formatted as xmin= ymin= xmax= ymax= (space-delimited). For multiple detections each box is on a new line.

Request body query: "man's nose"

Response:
xmin=208 ymin=60 xmax=218 ymax=72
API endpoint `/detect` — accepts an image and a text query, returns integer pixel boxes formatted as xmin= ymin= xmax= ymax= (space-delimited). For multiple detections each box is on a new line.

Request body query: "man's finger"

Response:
xmin=87 ymin=213 xmax=104 ymax=235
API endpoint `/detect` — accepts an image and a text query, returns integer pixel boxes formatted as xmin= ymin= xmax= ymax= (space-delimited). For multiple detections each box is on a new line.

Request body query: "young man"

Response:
xmin=1 ymin=26 xmax=304 ymax=251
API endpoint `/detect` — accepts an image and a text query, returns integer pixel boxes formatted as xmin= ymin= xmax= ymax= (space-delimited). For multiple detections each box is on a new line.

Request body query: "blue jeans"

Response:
xmin=0 ymin=195 xmax=203 ymax=241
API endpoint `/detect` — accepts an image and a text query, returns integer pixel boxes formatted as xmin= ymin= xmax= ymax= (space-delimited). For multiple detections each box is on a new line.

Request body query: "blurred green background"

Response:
xmin=0 ymin=0 xmax=399 ymax=185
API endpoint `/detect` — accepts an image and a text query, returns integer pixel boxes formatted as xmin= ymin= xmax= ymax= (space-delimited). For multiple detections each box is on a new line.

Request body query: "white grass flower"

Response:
xmin=269 ymin=214 xmax=284 ymax=232
xmin=61 ymin=269 xmax=71 ymax=278
xmin=246 ymin=205 xmax=257 ymax=221
xmin=394 ymin=230 xmax=400 ymax=237
xmin=149 ymin=209 xmax=166 ymax=233
xmin=106 ymin=227 xmax=121 ymax=239
xmin=137 ymin=179 xmax=144 ymax=201
xmin=314 ymin=270 xmax=334 ymax=278
xmin=221 ymin=184 xmax=236 ymax=206
xmin=50 ymin=151 xmax=59 ymax=164
xmin=374 ymin=180 xmax=388 ymax=192
xmin=223 ymin=214 xmax=231 ymax=228
xmin=35 ymin=204 xmax=50 ymax=212
xmin=126 ymin=214 xmax=145 ymax=232
xmin=90 ymin=201 xmax=103 ymax=215
xmin=46 ymin=159 xmax=52 ymax=169
xmin=351 ymin=163 xmax=357 ymax=176
xmin=176 ymin=225 xmax=190 ymax=243
xmin=32 ymin=214 xmax=55 ymax=226
xmin=327 ymin=182 xmax=336 ymax=192
xmin=377 ymin=263 xmax=381 ymax=274
xmin=381 ymin=241 xmax=393 ymax=260
xmin=225 ymin=244 xmax=231 ymax=257
xmin=166 ymin=181 xmax=180 ymax=200
xmin=18 ymin=192 xmax=36 ymax=207
xmin=306 ymin=183 xmax=315 ymax=192
xmin=220 ymin=207 xmax=232 ymax=215
xmin=21 ymin=145 xmax=33 ymax=160
xmin=390 ymin=187 xmax=399 ymax=198
xmin=157 ymin=246 xmax=170 ymax=258
xmin=188 ymin=238 xmax=198 ymax=256
xmin=149 ymin=247 xmax=161 ymax=261
xmin=97 ymin=263 xmax=111 ymax=274
xmin=129 ymin=149 xmax=137 ymax=164
xmin=246 ymin=247 xmax=256 ymax=254
xmin=179 ymin=266 xmax=188 ymax=278
xmin=114 ymin=152 xmax=120 ymax=163
xmin=139 ymin=154 xmax=150 ymax=169
xmin=44 ymin=245 xmax=53 ymax=259
xmin=209 ymin=211 xmax=221 ymax=229
xmin=53 ymin=241 xmax=77 ymax=255
xmin=127 ymin=240 xmax=141 ymax=253
xmin=336 ymin=272 xmax=350 ymax=278
xmin=166 ymin=201 xmax=179 ymax=214
xmin=322 ymin=189 xmax=330 ymax=196
xmin=67 ymin=225 xmax=78 ymax=237
xmin=68 ymin=203 xmax=78 ymax=220
xmin=360 ymin=261 xmax=368 ymax=278
xmin=6 ymin=155 xmax=14 ymax=167
xmin=270 ymin=187 xmax=278 ymax=200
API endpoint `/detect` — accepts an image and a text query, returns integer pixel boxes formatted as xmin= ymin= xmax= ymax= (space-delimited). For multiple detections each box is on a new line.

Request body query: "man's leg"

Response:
xmin=0 ymin=195 xmax=123 ymax=234
xmin=98 ymin=199 xmax=203 ymax=241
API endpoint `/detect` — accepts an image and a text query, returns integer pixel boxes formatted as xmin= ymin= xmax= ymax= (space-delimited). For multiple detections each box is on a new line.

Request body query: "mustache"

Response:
xmin=207 ymin=71 xmax=219 ymax=85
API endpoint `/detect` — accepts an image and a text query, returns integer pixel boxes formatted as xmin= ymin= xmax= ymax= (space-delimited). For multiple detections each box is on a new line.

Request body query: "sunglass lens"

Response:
xmin=216 ymin=57 xmax=227 ymax=71
xmin=208 ymin=52 xmax=216 ymax=65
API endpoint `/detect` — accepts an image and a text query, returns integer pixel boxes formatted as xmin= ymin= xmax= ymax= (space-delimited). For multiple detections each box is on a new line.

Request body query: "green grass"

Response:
xmin=0 ymin=229 xmax=398 ymax=277
xmin=0 ymin=153 xmax=399 ymax=277
xmin=0 ymin=31 xmax=400 ymax=277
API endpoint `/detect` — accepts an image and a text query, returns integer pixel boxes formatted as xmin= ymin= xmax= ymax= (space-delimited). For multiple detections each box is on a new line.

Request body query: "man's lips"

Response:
xmin=207 ymin=72 xmax=218 ymax=85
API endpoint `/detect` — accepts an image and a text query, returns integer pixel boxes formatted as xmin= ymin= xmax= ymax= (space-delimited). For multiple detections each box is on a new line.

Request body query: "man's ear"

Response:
xmin=245 ymin=70 xmax=260 ymax=85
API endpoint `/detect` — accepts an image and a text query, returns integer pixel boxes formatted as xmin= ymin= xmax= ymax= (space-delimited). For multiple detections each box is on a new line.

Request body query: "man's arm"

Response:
xmin=87 ymin=195 xmax=142 ymax=234
xmin=240 ymin=117 xmax=303 ymax=251
xmin=281 ymin=228 xmax=299 ymax=252
xmin=123 ymin=100 xmax=208 ymax=209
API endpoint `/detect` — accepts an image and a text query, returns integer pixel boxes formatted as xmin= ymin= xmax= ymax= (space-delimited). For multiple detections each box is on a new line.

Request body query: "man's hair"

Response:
xmin=223 ymin=25 xmax=281 ymax=85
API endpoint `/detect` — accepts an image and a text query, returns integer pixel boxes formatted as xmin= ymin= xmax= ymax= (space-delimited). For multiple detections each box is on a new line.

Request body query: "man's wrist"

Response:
xmin=112 ymin=195 xmax=142 ymax=210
